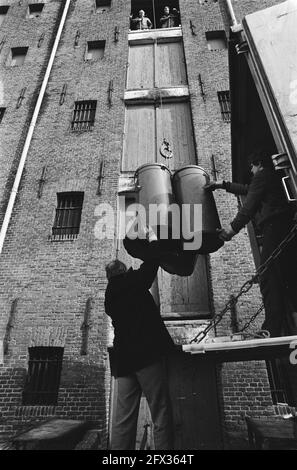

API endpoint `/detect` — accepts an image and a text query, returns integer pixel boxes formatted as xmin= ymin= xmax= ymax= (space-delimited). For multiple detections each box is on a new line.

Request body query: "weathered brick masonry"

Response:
xmin=0 ymin=0 xmax=287 ymax=448
xmin=0 ymin=0 xmax=130 ymax=444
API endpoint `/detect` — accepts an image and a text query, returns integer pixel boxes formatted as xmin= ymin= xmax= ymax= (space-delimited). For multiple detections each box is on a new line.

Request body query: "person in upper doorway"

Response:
xmin=105 ymin=248 xmax=175 ymax=450
xmin=160 ymin=6 xmax=180 ymax=28
xmin=205 ymin=147 xmax=297 ymax=337
xmin=130 ymin=10 xmax=152 ymax=30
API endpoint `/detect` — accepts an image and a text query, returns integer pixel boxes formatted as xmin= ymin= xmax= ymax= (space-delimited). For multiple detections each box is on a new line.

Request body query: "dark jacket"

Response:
xmin=223 ymin=168 xmax=293 ymax=233
xmin=104 ymin=261 xmax=175 ymax=377
xmin=160 ymin=13 xmax=178 ymax=28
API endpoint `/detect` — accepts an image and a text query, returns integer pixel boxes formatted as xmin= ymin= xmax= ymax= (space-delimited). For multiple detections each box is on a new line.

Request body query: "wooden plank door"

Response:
xmin=167 ymin=353 xmax=222 ymax=449
xmin=122 ymin=105 xmax=156 ymax=171
xmin=155 ymin=40 xmax=187 ymax=88
xmin=158 ymin=256 xmax=210 ymax=319
xmin=127 ymin=43 xmax=154 ymax=90
xmin=156 ymin=102 xmax=196 ymax=170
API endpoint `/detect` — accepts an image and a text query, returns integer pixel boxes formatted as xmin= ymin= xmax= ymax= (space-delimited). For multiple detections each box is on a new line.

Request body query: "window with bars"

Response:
xmin=10 ymin=47 xmax=28 ymax=66
xmin=0 ymin=107 xmax=6 ymax=123
xmin=71 ymin=100 xmax=97 ymax=131
xmin=51 ymin=192 xmax=84 ymax=240
xmin=266 ymin=359 xmax=295 ymax=406
xmin=22 ymin=347 xmax=64 ymax=406
xmin=217 ymin=90 xmax=231 ymax=122
xmin=0 ymin=5 xmax=9 ymax=25
xmin=28 ymin=3 xmax=44 ymax=18
xmin=86 ymin=41 xmax=105 ymax=61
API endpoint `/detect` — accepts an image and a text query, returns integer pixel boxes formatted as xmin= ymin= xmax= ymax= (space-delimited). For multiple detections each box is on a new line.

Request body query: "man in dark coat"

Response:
xmin=105 ymin=258 xmax=175 ymax=450
xmin=206 ymin=148 xmax=297 ymax=337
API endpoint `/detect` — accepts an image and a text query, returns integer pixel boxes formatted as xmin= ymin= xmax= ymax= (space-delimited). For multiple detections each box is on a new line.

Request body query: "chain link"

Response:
xmin=190 ymin=223 xmax=297 ymax=344
xmin=238 ymin=303 xmax=265 ymax=333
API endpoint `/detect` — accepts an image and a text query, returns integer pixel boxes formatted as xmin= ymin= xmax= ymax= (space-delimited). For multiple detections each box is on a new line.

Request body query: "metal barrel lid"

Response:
xmin=134 ymin=163 xmax=172 ymax=178
xmin=172 ymin=165 xmax=209 ymax=180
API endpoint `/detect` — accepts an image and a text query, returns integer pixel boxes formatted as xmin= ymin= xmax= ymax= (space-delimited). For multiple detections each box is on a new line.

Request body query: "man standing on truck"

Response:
xmin=206 ymin=148 xmax=297 ymax=337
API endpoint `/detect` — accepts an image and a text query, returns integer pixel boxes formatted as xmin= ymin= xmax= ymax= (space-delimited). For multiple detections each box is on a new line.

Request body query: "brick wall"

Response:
xmin=0 ymin=0 xmax=129 ymax=444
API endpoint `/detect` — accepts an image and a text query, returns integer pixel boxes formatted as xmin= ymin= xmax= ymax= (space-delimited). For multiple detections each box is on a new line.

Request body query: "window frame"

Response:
xmin=0 ymin=5 xmax=9 ymax=25
xmin=85 ymin=40 xmax=106 ymax=61
xmin=217 ymin=90 xmax=231 ymax=122
xmin=9 ymin=47 xmax=28 ymax=67
xmin=51 ymin=192 xmax=84 ymax=241
xmin=205 ymin=30 xmax=227 ymax=51
xmin=95 ymin=0 xmax=112 ymax=10
xmin=27 ymin=3 xmax=44 ymax=19
xmin=71 ymin=100 xmax=97 ymax=132
xmin=22 ymin=346 xmax=64 ymax=406
xmin=0 ymin=107 xmax=6 ymax=123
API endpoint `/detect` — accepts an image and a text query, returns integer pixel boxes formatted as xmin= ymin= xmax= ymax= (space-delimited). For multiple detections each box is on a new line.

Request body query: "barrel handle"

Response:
xmin=282 ymin=176 xmax=297 ymax=202
xmin=133 ymin=175 xmax=141 ymax=192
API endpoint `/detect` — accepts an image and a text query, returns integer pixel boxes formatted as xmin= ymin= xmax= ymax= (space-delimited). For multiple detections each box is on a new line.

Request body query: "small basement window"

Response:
xmin=10 ymin=47 xmax=28 ymax=66
xmin=52 ymin=192 xmax=84 ymax=240
xmin=0 ymin=5 xmax=9 ymax=26
xmin=95 ymin=0 xmax=111 ymax=9
xmin=217 ymin=90 xmax=231 ymax=122
xmin=28 ymin=3 xmax=44 ymax=18
xmin=86 ymin=40 xmax=105 ymax=61
xmin=22 ymin=347 xmax=64 ymax=406
xmin=71 ymin=100 xmax=97 ymax=131
xmin=0 ymin=107 xmax=6 ymax=123
xmin=205 ymin=30 xmax=227 ymax=51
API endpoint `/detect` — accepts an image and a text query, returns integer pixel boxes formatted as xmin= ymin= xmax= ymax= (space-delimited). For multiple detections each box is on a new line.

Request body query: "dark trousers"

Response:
xmin=260 ymin=215 xmax=297 ymax=337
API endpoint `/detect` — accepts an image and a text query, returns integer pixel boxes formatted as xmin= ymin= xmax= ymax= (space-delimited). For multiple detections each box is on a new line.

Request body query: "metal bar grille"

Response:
xmin=217 ymin=90 xmax=231 ymax=122
xmin=52 ymin=192 xmax=84 ymax=239
xmin=71 ymin=100 xmax=97 ymax=131
xmin=22 ymin=347 xmax=64 ymax=406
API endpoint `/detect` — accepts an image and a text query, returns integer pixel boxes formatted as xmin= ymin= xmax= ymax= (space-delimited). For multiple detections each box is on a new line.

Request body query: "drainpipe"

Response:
xmin=225 ymin=0 xmax=242 ymax=32
xmin=0 ymin=0 xmax=71 ymax=255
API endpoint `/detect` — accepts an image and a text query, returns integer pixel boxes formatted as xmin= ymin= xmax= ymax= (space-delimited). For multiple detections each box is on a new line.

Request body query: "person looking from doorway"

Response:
xmin=130 ymin=10 xmax=152 ymax=30
xmin=160 ymin=6 xmax=180 ymax=28
xmin=205 ymin=148 xmax=297 ymax=337
xmin=105 ymin=250 xmax=175 ymax=449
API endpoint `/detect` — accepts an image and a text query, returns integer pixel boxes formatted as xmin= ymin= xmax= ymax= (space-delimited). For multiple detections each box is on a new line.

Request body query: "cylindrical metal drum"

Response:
xmin=172 ymin=165 xmax=223 ymax=254
xmin=160 ymin=251 xmax=199 ymax=276
xmin=135 ymin=163 xmax=174 ymax=240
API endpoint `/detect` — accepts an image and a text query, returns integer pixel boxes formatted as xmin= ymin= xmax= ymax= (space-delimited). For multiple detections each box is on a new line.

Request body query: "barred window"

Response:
xmin=71 ymin=100 xmax=97 ymax=132
xmin=86 ymin=41 xmax=105 ymax=61
xmin=28 ymin=3 xmax=44 ymax=18
xmin=217 ymin=90 xmax=231 ymax=122
xmin=22 ymin=347 xmax=64 ymax=406
xmin=0 ymin=107 xmax=6 ymax=123
xmin=52 ymin=192 xmax=84 ymax=240
xmin=266 ymin=359 xmax=295 ymax=406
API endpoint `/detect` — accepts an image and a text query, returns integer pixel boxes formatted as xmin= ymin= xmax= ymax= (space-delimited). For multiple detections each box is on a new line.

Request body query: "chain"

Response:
xmin=238 ymin=303 xmax=265 ymax=333
xmin=190 ymin=223 xmax=297 ymax=344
